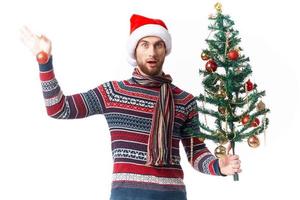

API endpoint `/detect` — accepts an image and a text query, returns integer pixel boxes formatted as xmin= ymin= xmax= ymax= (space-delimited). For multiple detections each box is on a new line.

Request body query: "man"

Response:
xmin=20 ymin=14 xmax=241 ymax=200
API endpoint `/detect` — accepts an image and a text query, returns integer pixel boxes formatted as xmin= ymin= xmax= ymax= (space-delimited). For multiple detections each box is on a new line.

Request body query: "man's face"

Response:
xmin=135 ymin=36 xmax=166 ymax=76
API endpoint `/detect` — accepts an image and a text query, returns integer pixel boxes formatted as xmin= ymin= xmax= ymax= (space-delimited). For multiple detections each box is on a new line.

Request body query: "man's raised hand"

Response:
xmin=20 ymin=26 xmax=52 ymax=57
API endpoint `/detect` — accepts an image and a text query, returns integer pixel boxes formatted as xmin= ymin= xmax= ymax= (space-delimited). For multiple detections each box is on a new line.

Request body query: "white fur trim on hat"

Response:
xmin=127 ymin=24 xmax=172 ymax=67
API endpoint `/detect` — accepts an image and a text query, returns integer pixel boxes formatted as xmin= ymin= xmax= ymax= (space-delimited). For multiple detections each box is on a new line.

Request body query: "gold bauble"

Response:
xmin=214 ymin=2 xmax=222 ymax=13
xmin=219 ymin=136 xmax=228 ymax=145
xmin=218 ymin=106 xmax=227 ymax=115
xmin=247 ymin=135 xmax=260 ymax=148
xmin=201 ymin=51 xmax=210 ymax=61
xmin=212 ymin=130 xmax=221 ymax=138
xmin=214 ymin=145 xmax=227 ymax=158
xmin=216 ymin=89 xmax=227 ymax=98
xmin=212 ymin=130 xmax=221 ymax=137
xmin=213 ymin=130 xmax=228 ymax=145
xmin=256 ymin=100 xmax=266 ymax=111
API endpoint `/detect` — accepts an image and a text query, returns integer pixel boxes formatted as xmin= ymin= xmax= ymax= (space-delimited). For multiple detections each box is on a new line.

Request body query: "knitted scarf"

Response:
xmin=132 ymin=68 xmax=175 ymax=166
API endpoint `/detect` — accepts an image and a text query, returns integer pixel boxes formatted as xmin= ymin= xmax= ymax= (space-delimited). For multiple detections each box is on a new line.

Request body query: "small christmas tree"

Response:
xmin=193 ymin=3 xmax=270 ymax=181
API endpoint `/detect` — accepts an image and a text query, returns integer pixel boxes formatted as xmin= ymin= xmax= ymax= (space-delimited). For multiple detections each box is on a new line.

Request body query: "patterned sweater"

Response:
xmin=39 ymin=57 xmax=222 ymax=200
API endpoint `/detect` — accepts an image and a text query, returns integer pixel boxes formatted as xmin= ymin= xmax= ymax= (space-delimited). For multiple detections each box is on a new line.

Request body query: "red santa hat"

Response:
xmin=127 ymin=14 xmax=172 ymax=66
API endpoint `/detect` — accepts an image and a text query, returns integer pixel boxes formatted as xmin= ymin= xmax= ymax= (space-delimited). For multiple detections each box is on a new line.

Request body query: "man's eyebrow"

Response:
xmin=139 ymin=39 xmax=164 ymax=44
xmin=139 ymin=40 xmax=149 ymax=43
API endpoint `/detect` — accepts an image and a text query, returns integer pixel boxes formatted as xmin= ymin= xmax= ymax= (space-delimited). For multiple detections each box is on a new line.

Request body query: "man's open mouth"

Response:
xmin=147 ymin=60 xmax=157 ymax=64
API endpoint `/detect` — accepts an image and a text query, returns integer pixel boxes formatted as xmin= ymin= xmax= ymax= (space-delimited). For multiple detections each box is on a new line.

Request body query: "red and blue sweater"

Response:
xmin=39 ymin=57 xmax=222 ymax=200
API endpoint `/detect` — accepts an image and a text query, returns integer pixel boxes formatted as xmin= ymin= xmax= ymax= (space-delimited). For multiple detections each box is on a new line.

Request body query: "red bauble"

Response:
xmin=205 ymin=60 xmax=218 ymax=72
xmin=251 ymin=118 xmax=260 ymax=127
xmin=247 ymin=135 xmax=260 ymax=148
xmin=227 ymin=50 xmax=239 ymax=60
xmin=241 ymin=114 xmax=250 ymax=125
xmin=246 ymin=79 xmax=254 ymax=91
xmin=36 ymin=51 xmax=49 ymax=64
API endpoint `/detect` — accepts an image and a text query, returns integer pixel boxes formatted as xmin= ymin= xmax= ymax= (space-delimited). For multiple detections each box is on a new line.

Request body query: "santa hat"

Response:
xmin=127 ymin=14 xmax=172 ymax=66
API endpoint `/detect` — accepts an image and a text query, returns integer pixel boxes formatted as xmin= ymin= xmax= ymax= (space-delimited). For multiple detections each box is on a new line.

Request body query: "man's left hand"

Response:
xmin=218 ymin=155 xmax=242 ymax=175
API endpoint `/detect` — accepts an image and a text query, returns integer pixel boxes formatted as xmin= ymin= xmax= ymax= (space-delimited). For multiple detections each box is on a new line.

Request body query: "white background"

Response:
xmin=0 ymin=0 xmax=299 ymax=199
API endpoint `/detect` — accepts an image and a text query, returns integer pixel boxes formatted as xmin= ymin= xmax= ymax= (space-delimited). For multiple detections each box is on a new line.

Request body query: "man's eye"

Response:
xmin=156 ymin=43 xmax=164 ymax=48
xmin=142 ymin=43 xmax=148 ymax=48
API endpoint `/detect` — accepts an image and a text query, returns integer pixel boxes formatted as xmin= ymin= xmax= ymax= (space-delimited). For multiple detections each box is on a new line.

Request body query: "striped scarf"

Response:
xmin=132 ymin=68 xmax=175 ymax=166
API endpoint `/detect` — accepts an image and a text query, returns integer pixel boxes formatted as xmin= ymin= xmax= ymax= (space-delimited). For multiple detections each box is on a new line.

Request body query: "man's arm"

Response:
xmin=181 ymin=97 xmax=241 ymax=176
xmin=20 ymin=26 xmax=107 ymax=119
xmin=39 ymin=57 xmax=106 ymax=119
xmin=182 ymin=136 xmax=223 ymax=176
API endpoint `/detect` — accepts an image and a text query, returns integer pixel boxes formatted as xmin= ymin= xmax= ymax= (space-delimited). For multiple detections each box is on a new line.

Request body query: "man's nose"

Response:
xmin=147 ymin=45 xmax=156 ymax=56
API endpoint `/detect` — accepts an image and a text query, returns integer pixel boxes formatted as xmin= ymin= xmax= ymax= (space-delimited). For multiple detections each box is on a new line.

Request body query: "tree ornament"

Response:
xmin=201 ymin=51 xmax=210 ymax=61
xmin=212 ymin=130 xmax=222 ymax=137
xmin=246 ymin=79 xmax=254 ymax=91
xmin=251 ymin=118 xmax=260 ymax=127
xmin=36 ymin=51 xmax=49 ymax=64
xmin=227 ymin=50 xmax=239 ymax=60
xmin=216 ymin=88 xmax=227 ymax=98
xmin=241 ymin=114 xmax=250 ymax=125
xmin=205 ymin=60 xmax=218 ymax=72
xmin=219 ymin=137 xmax=228 ymax=145
xmin=214 ymin=145 xmax=226 ymax=158
xmin=235 ymin=67 xmax=242 ymax=73
xmin=256 ymin=100 xmax=266 ymax=111
xmin=218 ymin=106 xmax=227 ymax=115
xmin=247 ymin=135 xmax=260 ymax=148
xmin=214 ymin=2 xmax=222 ymax=13
xmin=218 ymin=134 xmax=228 ymax=145
xmin=212 ymin=130 xmax=228 ymax=145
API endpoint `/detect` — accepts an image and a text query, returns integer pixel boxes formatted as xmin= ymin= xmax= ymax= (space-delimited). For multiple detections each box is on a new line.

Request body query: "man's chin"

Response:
xmin=137 ymin=63 xmax=163 ymax=76
xmin=147 ymin=67 xmax=162 ymax=75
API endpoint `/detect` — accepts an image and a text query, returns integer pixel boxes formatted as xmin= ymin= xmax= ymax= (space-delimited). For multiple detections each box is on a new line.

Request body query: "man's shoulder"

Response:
xmin=98 ymin=79 xmax=136 ymax=92
xmin=100 ymin=80 xmax=129 ymax=86
xmin=171 ymin=84 xmax=196 ymax=105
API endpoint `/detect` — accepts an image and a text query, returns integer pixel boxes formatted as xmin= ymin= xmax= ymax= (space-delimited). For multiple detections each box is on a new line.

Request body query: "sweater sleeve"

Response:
xmin=180 ymin=97 xmax=223 ymax=176
xmin=39 ymin=56 xmax=107 ymax=119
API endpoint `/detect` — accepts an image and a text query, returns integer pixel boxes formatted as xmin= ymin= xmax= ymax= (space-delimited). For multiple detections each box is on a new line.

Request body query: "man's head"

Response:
xmin=127 ymin=14 xmax=172 ymax=75
xmin=135 ymin=36 xmax=166 ymax=76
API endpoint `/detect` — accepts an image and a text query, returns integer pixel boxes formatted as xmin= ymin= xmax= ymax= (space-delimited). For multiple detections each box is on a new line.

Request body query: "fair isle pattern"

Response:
xmin=193 ymin=152 xmax=214 ymax=173
xmin=201 ymin=156 xmax=216 ymax=174
xmin=57 ymin=102 xmax=71 ymax=119
xmin=113 ymin=148 xmax=147 ymax=162
xmin=103 ymin=82 xmax=155 ymax=108
xmin=106 ymin=113 xmax=151 ymax=132
xmin=41 ymin=78 xmax=58 ymax=91
xmin=81 ymin=89 xmax=103 ymax=115
xmin=44 ymin=90 xmax=63 ymax=107
xmin=38 ymin=57 xmax=222 ymax=200
xmin=112 ymin=148 xmax=181 ymax=165
xmin=112 ymin=173 xmax=184 ymax=186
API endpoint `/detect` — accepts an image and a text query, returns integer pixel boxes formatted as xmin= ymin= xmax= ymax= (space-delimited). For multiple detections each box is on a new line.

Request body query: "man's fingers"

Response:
xmin=23 ymin=26 xmax=36 ymax=38
xmin=19 ymin=27 xmax=30 ymax=43
xmin=20 ymin=26 xmax=33 ymax=39
xmin=231 ymin=159 xmax=241 ymax=165
xmin=231 ymin=162 xmax=240 ymax=168
xmin=20 ymin=26 xmax=39 ymax=41
xmin=229 ymin=154 xmax=239 ymax=160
